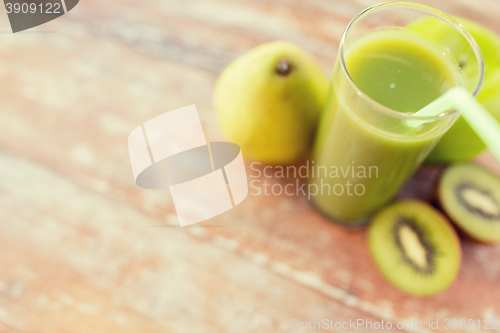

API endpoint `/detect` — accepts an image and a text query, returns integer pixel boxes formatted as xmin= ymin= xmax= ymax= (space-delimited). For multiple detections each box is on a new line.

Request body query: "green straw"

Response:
xmin=407 ymin=86 xmax=500 ymax=162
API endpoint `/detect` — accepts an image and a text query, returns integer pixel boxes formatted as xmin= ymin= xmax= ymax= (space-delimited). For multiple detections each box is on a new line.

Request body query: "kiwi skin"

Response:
xmin=369 ymin=200 xmax=461 ymax=296
xmin=437 ymin=163 xmax=500 ymax=244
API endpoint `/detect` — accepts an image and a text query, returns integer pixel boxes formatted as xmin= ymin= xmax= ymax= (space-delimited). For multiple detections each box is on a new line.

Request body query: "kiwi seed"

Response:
xmin=455 ymin=183 xmax=500 ymax=220
xmin=393 ymin=216 xmax=436 ymax=276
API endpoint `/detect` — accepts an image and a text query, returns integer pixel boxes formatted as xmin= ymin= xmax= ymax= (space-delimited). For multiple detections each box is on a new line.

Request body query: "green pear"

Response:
xmin=409 ymin=17 xmax=500 ymax=164
xmin=214 ymin=41 xmax=328 ymax=164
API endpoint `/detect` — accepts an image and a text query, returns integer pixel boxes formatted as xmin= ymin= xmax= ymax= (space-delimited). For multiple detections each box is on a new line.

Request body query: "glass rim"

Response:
xmin=338 ymin=1 xmax=485 ymax=121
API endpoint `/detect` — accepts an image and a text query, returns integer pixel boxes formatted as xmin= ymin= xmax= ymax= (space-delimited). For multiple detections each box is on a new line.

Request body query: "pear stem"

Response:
xmin=276 ymin=59 xmax=292 ymax=75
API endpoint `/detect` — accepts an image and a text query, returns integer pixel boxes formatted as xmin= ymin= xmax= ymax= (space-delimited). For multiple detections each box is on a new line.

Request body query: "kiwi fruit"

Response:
xmin=438 ymin=163 xmax=500 ymax=243
xmin=369 ymin=201 xmax=461 ymax=296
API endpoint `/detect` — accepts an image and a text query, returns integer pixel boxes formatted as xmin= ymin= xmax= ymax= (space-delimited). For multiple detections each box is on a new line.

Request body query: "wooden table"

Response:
xmin=1 ymin=0 xmax=500 ymax=332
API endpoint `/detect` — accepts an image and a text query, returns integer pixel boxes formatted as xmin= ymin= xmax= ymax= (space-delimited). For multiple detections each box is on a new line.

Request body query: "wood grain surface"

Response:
xmin=0 ymin=0 xmax=500 ymax=332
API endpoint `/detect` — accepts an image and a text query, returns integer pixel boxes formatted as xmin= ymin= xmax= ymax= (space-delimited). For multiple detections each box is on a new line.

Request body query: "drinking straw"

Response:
xmin=407 ymin=87 xmax=500 ymax=162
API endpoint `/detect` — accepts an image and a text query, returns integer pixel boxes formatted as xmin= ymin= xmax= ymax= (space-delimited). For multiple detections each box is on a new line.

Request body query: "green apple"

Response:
xmin=409 ymin=17 xmax=500 ymax=164
xmin=214 ymin=41 xmax=328 ymax=164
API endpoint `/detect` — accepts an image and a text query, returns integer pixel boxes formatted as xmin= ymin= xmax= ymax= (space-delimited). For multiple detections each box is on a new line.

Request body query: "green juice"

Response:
xmin=311 ymin=30 xmax=459 ymax=223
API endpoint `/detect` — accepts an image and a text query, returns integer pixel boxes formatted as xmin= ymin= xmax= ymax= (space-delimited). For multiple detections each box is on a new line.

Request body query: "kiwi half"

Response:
xmin=369 ymin=201 xmax=461 ymax=296
xmin=438 ymin=163 xmax=500 ymax=243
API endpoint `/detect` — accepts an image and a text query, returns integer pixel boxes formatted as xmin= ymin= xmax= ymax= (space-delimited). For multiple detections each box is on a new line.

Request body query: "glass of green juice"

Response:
xmin=310 ymin=2 xmax=485 ymax=225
